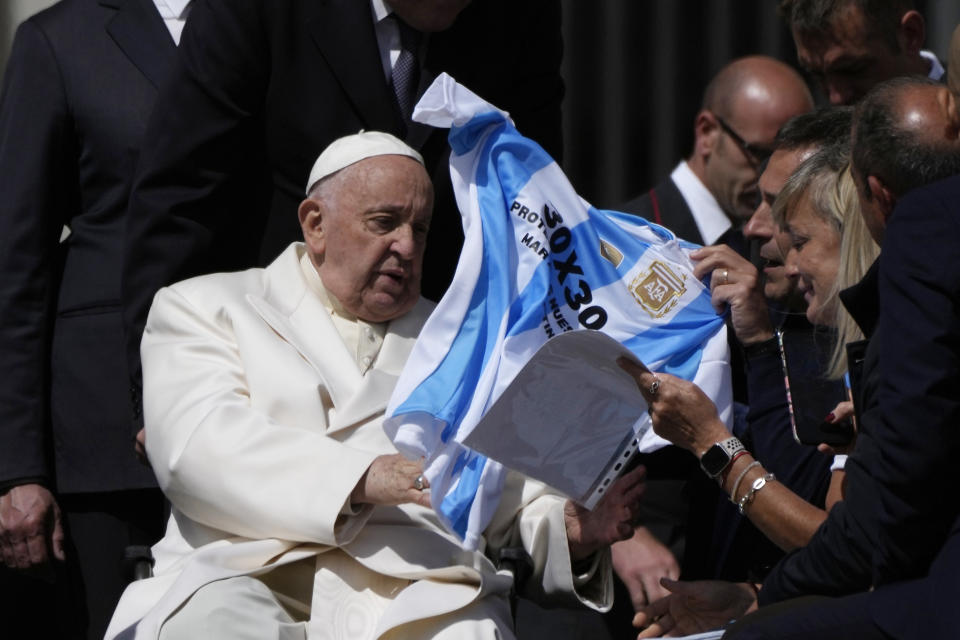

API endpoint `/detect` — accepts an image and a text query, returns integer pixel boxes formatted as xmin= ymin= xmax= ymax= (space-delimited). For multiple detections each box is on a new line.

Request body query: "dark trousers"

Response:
xmin=0 ymin=489 xmax=165 ymax=640
xmin=724 ymin=594 xmax=889 ymax=640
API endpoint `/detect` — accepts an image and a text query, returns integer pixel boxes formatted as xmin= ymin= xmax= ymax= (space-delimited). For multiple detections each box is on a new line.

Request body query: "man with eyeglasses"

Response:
xmin=607 ymin=56 xmax=812 ymax=633
xmin=622 ymin=56 xmax=813 ymax=253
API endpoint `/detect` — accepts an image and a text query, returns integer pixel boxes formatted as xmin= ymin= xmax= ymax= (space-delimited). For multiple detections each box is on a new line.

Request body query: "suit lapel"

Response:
xmin=329 ymin=302 xmax=426 ymax=433
xmin=102 ymin=0 xmax=177 ymax=89
xmin=308 ymin=0 xmax=400 ymax=133
xmin=246 ymin=246 xmax=424 ymax=435
xmin=658 ymin=178 xmax=706 ymax=245
xmin=246 ymin=293 xmax=362 ymax=416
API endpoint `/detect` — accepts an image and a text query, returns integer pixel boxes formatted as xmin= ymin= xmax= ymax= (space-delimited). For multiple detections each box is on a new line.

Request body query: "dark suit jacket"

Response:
xmin=121 ymin=0 xmax=564 ymax=408
xmin=762 ymin=176 xmax=960 ymax=603
xmin=724 ymin=513 xmax=960 ymax=639
xmin=0 ymin=0 xmax=175 ymax=494
xmin=869 ymin=512 xmax=960 ymax=639
xmin=869 ymin=175 xmax=960 ymax=583
xmin=621 ymin=176 xmax=705 ymax=245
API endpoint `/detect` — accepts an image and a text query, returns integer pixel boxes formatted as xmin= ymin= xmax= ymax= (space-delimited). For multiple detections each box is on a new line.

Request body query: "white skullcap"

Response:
xmin=305 ymin=130 xmax=424 ymax=194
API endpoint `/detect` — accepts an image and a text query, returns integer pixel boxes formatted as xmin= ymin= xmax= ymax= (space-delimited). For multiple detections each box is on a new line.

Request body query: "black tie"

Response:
xmin=390 ymin=16 xmax=421 ymax=125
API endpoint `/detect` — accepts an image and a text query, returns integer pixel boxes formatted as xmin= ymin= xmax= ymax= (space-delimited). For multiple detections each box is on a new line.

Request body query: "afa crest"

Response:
xmin=631 ymin=260 xmax=687 ymax=318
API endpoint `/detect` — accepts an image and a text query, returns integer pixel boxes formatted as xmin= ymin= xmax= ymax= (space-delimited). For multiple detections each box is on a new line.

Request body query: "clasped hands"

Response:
xmin=0 ymin=483 xmax=65 ymax=575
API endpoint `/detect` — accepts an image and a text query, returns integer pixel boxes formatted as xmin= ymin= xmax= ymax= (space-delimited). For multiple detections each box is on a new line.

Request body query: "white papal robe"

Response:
xmin=106 ymin=243 xmax=611 ymax=640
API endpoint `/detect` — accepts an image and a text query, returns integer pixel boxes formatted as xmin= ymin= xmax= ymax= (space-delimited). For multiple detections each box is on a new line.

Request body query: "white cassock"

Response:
xmin=106 ymin=244 xmax=611 ymax=640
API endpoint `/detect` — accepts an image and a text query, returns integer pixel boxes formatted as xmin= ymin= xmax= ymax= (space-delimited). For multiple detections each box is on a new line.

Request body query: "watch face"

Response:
xmin=700 ymin=444 xmax=730 ymax=477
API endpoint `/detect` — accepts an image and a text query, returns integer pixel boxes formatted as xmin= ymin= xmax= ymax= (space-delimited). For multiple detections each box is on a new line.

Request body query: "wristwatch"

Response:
xmin=699 ymin=436 xmax=745 ymax=478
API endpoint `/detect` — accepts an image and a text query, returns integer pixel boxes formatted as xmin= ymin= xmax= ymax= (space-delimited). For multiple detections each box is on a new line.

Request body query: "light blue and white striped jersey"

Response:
xmin=385 ymin=74 xmax=731 ymax=549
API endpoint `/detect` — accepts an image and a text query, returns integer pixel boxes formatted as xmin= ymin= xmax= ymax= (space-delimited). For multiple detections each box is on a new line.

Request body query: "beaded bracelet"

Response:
xmin=730 ymin=460 xmax=761 ymax=504
xmin=737 ymin=472 xmax=775 ymax=515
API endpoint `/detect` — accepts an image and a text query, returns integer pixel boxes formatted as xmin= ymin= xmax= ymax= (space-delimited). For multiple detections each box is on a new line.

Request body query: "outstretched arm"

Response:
xmin=619 ymin=361 xmax=827 ymax=552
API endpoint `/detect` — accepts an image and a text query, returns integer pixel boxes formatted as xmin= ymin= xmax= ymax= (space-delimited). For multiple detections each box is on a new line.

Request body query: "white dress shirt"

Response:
xmin=370 ymin=0 xmax=403 ymax=83
xmin=299 ymin=253 xmax=386 ymax=375
xmin=921 ymin=49 xmax=945 ymax=82
xmin=669 ymin=161 xmax=732 ymax=245
xmin=152 ymin=0 xmax=192 ymax=45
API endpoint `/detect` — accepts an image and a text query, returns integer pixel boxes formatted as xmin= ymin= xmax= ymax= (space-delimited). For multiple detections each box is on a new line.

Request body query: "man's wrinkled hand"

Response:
xmin=612 ymin=526 xmax=680 ymax=610
xmin=633 ymin=579 xmax=757 ymax=638
xmin=565 ymin=465 xmax=645 ymax=562
xmin=0 ymin=484 xmax=65 ymax=571
xmin=351 ymin=454 xmax=431 ymax=508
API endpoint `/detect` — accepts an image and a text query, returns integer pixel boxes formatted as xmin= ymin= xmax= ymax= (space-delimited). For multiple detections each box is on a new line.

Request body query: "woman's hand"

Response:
xmin=618 ymin=359 xmax=730 ymax=455
xmin=817 ymin=400 xmax=858 ymax=456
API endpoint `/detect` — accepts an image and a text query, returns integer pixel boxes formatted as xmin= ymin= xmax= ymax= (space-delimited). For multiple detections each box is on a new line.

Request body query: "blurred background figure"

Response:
xmin=620 ymin=55 xmax=813 ymax=253
xmin=781 ymin=0 xmax=943 ymax=105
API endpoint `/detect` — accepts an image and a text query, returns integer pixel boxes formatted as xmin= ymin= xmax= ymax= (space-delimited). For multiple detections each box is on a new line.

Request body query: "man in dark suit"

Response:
xmin=0 ymin=1 xmax=187 ymax=638
xmin=621 ymin=55 xmax=812 ymax=252
xmin=120 ymin=0 xmax=564 ymax=438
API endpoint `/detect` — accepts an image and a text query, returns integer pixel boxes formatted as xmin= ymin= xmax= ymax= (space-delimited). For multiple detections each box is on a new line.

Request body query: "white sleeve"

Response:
xmin=143 ymin=285 xmax=378 ymax=545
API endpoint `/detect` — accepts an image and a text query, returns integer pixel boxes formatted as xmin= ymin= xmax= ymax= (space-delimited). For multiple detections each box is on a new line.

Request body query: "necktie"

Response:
xmin=391 ymin=16 xmax=421 ymax=125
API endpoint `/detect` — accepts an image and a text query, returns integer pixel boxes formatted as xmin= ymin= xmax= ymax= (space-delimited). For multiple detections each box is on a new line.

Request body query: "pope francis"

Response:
xmin=105 ymin=132 xmax=645 ymax=640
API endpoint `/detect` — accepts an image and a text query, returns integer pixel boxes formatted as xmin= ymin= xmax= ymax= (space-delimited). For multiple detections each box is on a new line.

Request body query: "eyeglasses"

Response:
xmin=713 ymin=114 xmax=773 ymax=169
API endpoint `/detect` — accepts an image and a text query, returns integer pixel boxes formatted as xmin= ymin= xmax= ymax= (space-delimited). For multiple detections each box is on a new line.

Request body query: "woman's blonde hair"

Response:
xmin=772 ymin=150 xmax=880 ymax=379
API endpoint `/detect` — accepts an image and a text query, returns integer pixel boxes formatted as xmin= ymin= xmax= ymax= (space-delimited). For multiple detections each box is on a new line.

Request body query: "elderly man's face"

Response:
xmin=302 ymin=155 xmax=433 ymax=323
xmin=794 ymin=5 xmax=914 ymax=105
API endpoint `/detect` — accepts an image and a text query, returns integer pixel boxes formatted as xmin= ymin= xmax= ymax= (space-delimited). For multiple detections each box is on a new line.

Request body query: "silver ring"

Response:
xmin=413 ymin=474 xmax=426 ymax=491
xmin=647 ymin=376 xmax=661 ymax=397
xmin=720 ymin=269 xmax=729 ymax=285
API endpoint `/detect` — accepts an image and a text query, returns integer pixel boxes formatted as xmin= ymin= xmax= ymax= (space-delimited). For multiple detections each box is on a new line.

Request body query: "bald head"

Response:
xmin=690 ymin=56 xmax=814 ymax=222
xmin=703 ymin=56 xmax=814 ymax=122
xmin=852 ymin=77 xmax=960 ymax=242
